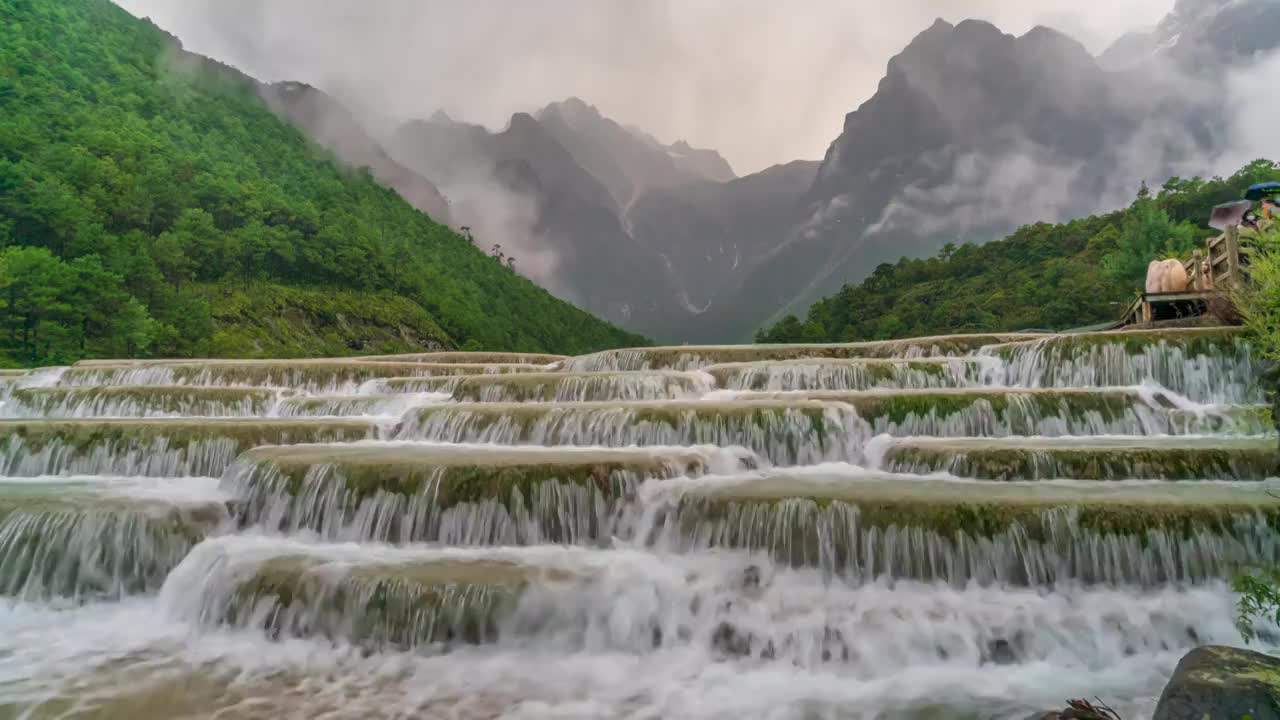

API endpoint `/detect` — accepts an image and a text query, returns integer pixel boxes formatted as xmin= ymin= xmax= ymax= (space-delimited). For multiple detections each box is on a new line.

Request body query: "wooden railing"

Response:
xmin=1185 ymin=223 xmax=1248 ymax=292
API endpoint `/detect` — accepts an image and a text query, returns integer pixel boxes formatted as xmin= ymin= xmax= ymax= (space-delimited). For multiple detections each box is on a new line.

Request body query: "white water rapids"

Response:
xmin=0 ymin=328 xmax=1275 ymax=719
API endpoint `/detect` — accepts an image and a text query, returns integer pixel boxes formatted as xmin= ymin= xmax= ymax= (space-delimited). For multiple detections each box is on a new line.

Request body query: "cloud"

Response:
xmin=113 ymin=0 xmax=1171 ymax=174
xmin=443 ymin=178 xmax=565 ymax=294
xmin=860 ymin=41 xmax=1279 ymax=250
xmin=1218 ymin=51 xmax=1280 ymax=175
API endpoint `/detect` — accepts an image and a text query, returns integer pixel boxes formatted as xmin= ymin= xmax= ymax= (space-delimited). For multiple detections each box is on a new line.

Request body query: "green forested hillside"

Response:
xmin=757 ymin=160 xmax=1280 ymax=343
xmin=0 ymin=0 xmax=644 ymax=366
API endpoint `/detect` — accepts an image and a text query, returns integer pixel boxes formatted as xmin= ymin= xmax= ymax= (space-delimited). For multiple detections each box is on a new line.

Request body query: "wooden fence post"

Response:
xmin=1225 ymin=224 xmax=1240 ymax=289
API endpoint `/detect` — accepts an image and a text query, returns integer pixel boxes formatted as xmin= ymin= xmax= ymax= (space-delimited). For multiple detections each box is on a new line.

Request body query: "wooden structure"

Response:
xmin=1117 ymin=223 xmax=1251 ymax=328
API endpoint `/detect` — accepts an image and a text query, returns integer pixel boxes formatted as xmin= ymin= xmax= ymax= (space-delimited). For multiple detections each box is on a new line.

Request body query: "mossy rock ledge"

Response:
xmin=1152 ymin=645 xmax=1280 ymax=720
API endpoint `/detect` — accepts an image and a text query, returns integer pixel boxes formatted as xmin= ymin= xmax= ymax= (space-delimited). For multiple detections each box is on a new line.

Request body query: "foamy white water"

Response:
xmin=0 ymin=329 xmax=1274 ymax=718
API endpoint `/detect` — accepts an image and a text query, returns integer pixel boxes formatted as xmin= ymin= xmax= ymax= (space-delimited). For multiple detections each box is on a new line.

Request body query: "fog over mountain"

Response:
xmin=115 ymin=0 xmax=1280 ymax=342
xmin=115 ymin=0 xmax=1171 ymax=175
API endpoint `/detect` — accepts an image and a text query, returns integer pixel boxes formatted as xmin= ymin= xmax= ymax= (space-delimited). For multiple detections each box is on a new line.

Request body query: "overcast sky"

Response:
xmin=115 ymin=0 xmax=1173 ymax=174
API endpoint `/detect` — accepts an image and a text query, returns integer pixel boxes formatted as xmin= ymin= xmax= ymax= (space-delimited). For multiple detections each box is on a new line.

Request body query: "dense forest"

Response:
xmin=757 ymin=160 xmax=1280 ymax=343
xmin=0 ymin=0 xmax=645 ymax=367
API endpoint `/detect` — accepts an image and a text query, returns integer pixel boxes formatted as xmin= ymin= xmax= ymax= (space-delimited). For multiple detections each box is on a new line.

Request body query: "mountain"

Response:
xmin=0 ymin=0 xmax=644 ymax=364
xmin=385 ymin=100 xmax=754 ymax=339
xmin=694 ymin=2 xmax=1275 ymax=342
xmin=627 ymin=160 xmax=818 ymax=315
xmin=536 ymin=97 xmax=736 ymax=212
xmin=258 ymin=81 xmax=452 ymax=225
xmin=221 ymin=0 xmax=1270 ymax=345
xmin=387 ymin=111 xmax=686 ymax=338
xmin=379 ymin=4 xmax=1271 ymax=343
xmin=1100 ymin=0 xmax=1280 ymax=69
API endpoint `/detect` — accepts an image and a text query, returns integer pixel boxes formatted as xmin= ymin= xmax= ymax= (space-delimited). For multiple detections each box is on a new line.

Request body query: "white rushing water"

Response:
xmin=0 ymin=328 xmax=1276 ymax=719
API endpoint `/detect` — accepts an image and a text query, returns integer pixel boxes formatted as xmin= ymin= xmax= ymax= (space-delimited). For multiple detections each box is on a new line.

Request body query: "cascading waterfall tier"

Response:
xmin=224 ymin=442 xmax=757 ymax=544
xmin=1 ymin=331 xmax=1275 ymax=720
xmin=2 ymin=385 xmax=280 ymax=418
xmin=398 ymin=400 xmax=863 ymax=465
xmin=985 ymin=327 xmax=1259 ymax=403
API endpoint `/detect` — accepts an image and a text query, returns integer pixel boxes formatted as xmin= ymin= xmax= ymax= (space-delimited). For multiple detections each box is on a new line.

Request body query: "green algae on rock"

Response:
xmin=354 ymin=352 xmax=565 ymax=365
xmin=1152 ymin=645 xmax=1280 ymax=720
xmin=450 ymin=371 xmax=712 ymax=403
xmin=880 ymin=436 xmax=1280 ymax=481
xmin=0 ymin=418 xmax=379 ymax=477
xmin=226 ymin=443 xmax=756 ymax=543
xmin=563 ymin=334 xmax=1048 ymax=372
xmin=7 ymin=385 xmax=279 ymax=418
xmin=401 ymin=400 xmax=857 ymax=465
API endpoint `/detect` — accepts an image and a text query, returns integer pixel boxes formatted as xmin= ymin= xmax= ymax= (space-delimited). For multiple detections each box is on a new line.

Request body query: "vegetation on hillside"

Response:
xmin=1233 ymin=220 xmax=1280 ymax=642
xmin=757 ymin=160 xmax=1280 ymax=343
xmin=0 ymin=0 xmax=644 ymax=366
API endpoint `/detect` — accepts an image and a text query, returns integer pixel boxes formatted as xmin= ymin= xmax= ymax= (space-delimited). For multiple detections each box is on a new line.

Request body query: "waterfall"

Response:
xmin=1 ymin=330 xmax=1274 ymax=719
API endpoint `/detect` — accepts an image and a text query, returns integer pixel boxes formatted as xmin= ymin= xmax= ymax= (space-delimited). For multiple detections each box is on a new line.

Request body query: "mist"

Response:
xmin=114 ymin=0 xmax=1170 ymax=175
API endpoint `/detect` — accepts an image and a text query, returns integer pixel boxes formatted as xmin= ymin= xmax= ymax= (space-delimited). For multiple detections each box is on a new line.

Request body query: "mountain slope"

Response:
xmin=258 ymin=81 xmax=452 ymax=225
xmin=757 ymin=160 xmax=1280 ymax=343
xmin=387 ymin=110 xmax=694 ymax=338
xmin=386 ymin=101 xmax=811 ymax=341
xmin=0 ymin=0 xmax=644 ymax=364
xmin=536 ymin=97 xmax=735 ymax=211
xmin=627 ymin=159 xmax=818 ymax=315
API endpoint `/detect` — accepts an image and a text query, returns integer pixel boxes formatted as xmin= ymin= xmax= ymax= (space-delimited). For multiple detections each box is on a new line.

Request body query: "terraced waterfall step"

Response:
xmin=367 ymin=376 xmax=471 ymax=394
xmin=1 ymin=323 xmax=1268 ymax=719
xmin=985 ymin=327 xmax=1258 ymax=403
xmin=55 ymin=360 xmax=540 ymax=390
xmin=564 ymin=333 xmax=1048 ymax=372
xmin=876 ymin=436 xmax=1279 ymax=480
xmin=161 ymin=536 xmax=1240 ymax=667
xmin=227 ymin=442 xmax=757 ymax=542
xmin=272 ymin=393 xmax=448 ymax=418
xmin=724 ymin=387 xmax=1266 ymax=436
xmin=0 ymin=418 xmax=380 ymax=477
xmin=449 ymin=371 xmax=714 ymax=402
xmin=2 ymin=385 xmax=281 ymax=418
xmin=0 ymin=476 xmax=228 ymax=600
xmin=705 ymin=357 xmax=1003 ymax=391
xmin=165 ymin=539 xmax=600 ymax=651
xmin=353 ymin=352 xmax=565 ymax=364
xmin=647 ymin=467 xmax=1280 ymax=585
xmin=402 ymin=399 xmax=860 ymax=465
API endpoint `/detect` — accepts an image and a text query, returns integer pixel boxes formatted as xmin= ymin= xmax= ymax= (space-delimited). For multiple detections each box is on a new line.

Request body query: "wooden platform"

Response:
xmin=1118 ymin=291 xmax=1220 ymax=328
xmin=1115 ymin=221 xmax=1264 ymax=330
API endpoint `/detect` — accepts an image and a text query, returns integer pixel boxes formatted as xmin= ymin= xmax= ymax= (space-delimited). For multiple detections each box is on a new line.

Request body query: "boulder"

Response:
xmin=1153 ymin=645 xmax=1280 ymax=720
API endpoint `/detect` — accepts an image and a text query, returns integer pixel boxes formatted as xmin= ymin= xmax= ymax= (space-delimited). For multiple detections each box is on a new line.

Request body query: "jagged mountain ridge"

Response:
xmin=693 ymin=0 xmax=1274 ymax=341
xmin=364 ymin=0 xmax=1274 ymax=343
xmin=385 ymin=101 xmax=765 ymax=339
xmin=1100 ymin=0 xmax=1280 ymax=69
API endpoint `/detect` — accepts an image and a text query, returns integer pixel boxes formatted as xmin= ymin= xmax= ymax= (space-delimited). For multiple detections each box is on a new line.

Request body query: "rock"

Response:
xmin=987 ymin=637 xmax=1019 ymax=665
xmin=1153 ymin=645 xmax=1280 ymax=720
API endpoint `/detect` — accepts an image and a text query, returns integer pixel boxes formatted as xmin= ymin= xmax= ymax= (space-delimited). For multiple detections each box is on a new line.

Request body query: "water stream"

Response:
xmin=0 ymin=327 xmax=1275 ymax=719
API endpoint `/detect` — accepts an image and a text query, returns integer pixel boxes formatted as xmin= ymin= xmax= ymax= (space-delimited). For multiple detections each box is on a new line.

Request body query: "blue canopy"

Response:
xmin=1245 ymin=181 xmax=1280 ymax=201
